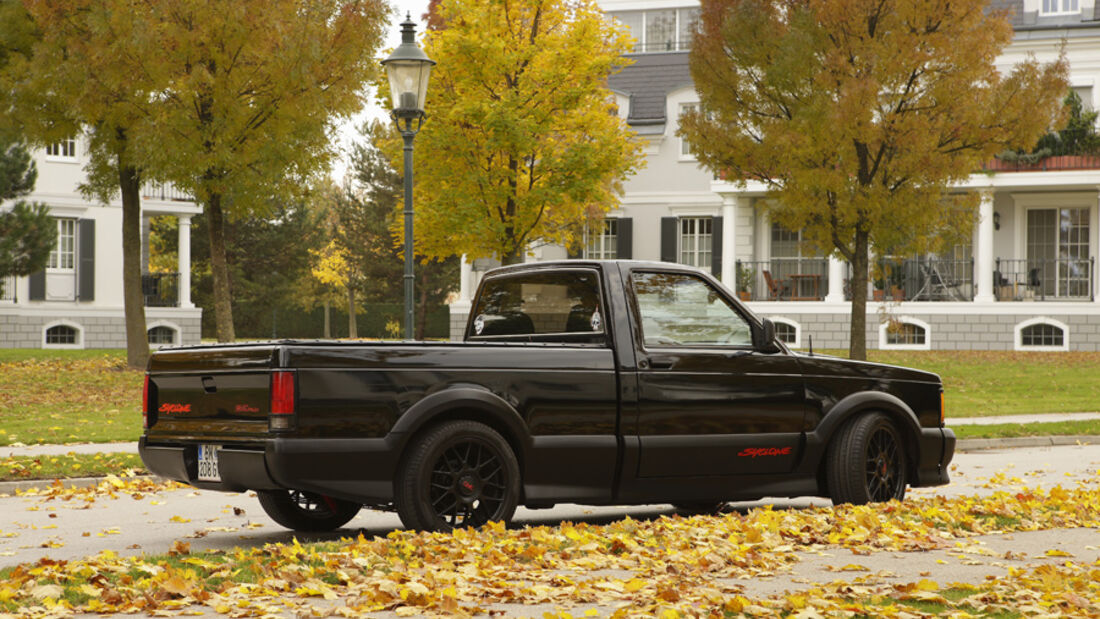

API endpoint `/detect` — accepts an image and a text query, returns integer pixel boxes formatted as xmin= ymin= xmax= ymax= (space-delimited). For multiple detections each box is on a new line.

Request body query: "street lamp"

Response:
xmin=382 ymin=13 xmax=434 ymax=340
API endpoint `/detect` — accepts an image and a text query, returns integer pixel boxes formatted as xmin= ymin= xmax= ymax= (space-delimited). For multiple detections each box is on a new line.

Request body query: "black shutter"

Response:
xmin=28 ymin=270 xmax=44 ymax=300
xmin=617 ymin=218 xmax=633 ymax=259
xmin=711 ymin=216 xmax=723 ymax=277
xmin=77 ymin=219 xmax=95 ymax=301
xmin=660 ymin=217 xmax=677 ymax=262
xmin=567 ymin=241 xmax=582 ymax=259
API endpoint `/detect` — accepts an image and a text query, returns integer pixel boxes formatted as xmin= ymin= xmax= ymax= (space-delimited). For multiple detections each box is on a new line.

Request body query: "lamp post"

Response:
xmin=382 ymin=14 xmax=434 ymax=340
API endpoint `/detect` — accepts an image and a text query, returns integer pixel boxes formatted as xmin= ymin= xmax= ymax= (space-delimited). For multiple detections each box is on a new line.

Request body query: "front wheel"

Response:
xmin=395 ymin=420 xmax=520 ymax=531
xmin=826 ymin=413 xmax=907 ymax=505
xmin=256 ymin=489 xmax=361 ymax=531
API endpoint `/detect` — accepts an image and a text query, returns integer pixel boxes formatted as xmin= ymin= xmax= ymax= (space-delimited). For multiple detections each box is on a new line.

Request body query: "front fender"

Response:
xmin=812 ymin=390 xmax=923 ymax=447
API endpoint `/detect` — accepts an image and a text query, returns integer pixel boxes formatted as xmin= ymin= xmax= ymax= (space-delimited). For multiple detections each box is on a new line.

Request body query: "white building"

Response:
xmin=0 ymin=136 xmax=202 ymax=349
xmin=450 ymin=0 xmax=1100 ymax=351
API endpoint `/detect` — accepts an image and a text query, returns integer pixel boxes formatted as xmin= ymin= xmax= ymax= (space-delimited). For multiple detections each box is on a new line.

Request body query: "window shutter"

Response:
xmin=660 ymin=217 xmax=677 ymax=262
xmin=567 ymin=242 xmax=582 ymax=259
xmin=28 ymin=271 xmax=44 ymax=300
xmin=77 ymin=219 xmax=95 ymax=301
xmin=711 ymin=216 xmax=723 ymax=277
xmin=617 ymin=218 xmax=633 ymax=259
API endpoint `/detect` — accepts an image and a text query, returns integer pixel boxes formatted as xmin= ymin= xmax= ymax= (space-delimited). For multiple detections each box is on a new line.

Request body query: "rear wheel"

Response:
xmin=826 ymin=412 xmax=907 ymax=505
xmin=395 ymin=420 xmax=520 ymax=531
xmin=256 ymin=489 xmax=361 ymax=531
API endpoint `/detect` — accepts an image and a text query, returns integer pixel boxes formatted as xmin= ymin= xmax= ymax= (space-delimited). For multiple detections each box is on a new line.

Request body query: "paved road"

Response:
xmin=2 ymin=443 xmax=1098 ymax=569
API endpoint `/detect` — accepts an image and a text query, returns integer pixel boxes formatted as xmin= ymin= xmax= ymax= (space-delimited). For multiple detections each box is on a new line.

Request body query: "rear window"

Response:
xmin=468 ymin=270 xmax=605 ymax=342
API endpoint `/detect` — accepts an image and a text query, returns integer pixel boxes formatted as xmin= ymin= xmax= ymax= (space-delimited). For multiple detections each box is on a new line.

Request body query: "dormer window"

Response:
xmin=608 ymin=8 xmax=700 ymax=53
xmin=1041 ymin=0 xmax=1078 ymax=15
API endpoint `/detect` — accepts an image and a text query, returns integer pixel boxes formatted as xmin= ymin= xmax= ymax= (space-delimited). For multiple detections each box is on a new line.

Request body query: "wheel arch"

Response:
xmin=814 ymin=391 xmax=923 ymax=485
xmin=392 ymin=386 xmax=532 ymax=469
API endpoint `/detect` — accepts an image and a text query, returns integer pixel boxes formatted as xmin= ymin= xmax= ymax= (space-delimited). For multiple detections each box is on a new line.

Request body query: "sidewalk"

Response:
xmin=2 ymin=441 xmax=137 ymax=458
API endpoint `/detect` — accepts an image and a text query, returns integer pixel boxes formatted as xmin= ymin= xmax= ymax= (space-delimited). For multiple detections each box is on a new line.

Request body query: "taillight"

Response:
xmin=270 ymin=371 xmax=295 ymax=430
xmin=142 ymin=374 xmax=150 ymax=429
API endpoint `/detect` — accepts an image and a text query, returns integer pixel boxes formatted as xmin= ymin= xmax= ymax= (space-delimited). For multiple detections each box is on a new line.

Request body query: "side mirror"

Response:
xmin=754 ymin=318 xmax=782 ymax=353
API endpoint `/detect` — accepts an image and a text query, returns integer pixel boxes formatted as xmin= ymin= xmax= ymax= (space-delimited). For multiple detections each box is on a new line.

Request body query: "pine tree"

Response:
xmin=0 ymin=135 xmax=54 ymax=297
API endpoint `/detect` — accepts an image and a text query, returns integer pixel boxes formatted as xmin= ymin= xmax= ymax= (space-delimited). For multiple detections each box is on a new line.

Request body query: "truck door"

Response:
xmin=626 ymin=268 xmax=806 ymax=477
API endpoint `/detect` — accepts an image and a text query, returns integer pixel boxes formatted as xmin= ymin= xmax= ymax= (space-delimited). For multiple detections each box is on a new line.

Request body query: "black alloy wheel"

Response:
xmin=826 ymin=412 xmax=908 ymax=505
xmin=396 ymin=420 xmax=520 ymax=531
xmin=256 ymin=488 xmax=361 ymax=531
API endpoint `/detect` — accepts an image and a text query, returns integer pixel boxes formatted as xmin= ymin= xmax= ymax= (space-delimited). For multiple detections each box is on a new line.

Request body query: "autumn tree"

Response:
xmin=407 ymin=0 xmax=643 ymax=265
xmin=680 ymin=0 xmax=1069 ymax=359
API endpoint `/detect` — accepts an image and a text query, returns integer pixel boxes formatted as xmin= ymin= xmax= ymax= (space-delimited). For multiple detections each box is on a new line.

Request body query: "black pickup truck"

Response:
xmin=140 ymin=260 xmax=955 ymax=532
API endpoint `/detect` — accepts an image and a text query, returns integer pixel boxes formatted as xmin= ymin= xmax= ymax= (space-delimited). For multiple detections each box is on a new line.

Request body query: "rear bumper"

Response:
xmin=914 ymin=427 xmax=956 ymax=487
xmin=138 ymin=435 xmax=405 ymax=503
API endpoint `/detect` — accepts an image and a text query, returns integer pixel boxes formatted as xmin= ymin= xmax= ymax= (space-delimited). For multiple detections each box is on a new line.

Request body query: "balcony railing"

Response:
xmin=865 ymin=257 xmax=975 ymax=302
xmin=737 ymin=258 xmax=829 ymax=301
xmin=141 ymin=182 xmax=194 ymax=202
xmin=995 ymin=258 xmax=1094 ymax=301
xmin=0 ymin=276 xmax=15 ymax=301
xmin=142 ymin=272 xmax=179 ymax=307
xmin=981 ymin=155 xmax=1100 ymax=173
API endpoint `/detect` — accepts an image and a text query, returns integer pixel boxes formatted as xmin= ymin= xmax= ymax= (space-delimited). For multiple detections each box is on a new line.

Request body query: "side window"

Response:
xmin=469 ymin=270 xmax=605 ymax=341
xmin=632 ymin=271 xmax=752 ymax=347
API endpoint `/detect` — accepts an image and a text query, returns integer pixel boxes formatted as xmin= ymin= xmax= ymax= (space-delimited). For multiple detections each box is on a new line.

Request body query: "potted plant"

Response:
xmin=736 ymin=266 xmax=755 ymax=301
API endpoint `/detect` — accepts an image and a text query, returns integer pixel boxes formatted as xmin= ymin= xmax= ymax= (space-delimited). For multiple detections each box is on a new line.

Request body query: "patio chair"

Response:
xmin=762 ymin=270 xmax=791 ymax=301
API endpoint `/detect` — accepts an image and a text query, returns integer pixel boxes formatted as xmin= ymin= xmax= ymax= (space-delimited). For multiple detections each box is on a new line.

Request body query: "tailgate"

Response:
xmin=145 ymin=345 xmax=280 ymax=441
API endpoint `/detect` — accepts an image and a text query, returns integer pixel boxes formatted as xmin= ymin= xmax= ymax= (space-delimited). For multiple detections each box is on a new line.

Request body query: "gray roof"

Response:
xmin=608 ymin=52 xmax=692 ymax=125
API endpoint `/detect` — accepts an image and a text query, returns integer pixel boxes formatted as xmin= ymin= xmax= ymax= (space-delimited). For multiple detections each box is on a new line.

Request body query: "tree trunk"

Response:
xmin=323 ymin=299 xmax=331 ymax=339
xmin=119 ymin=160 xmax=148 ymax=369
xmin=347 ymin=286 xmax=357 ymax=338
xmin=848 ymin=230 xmax=870 ymax=360
xmin=205 ymin=193 xmax=236 ymax=342
xmin=416 ymin=269 xmax=430 ymax=340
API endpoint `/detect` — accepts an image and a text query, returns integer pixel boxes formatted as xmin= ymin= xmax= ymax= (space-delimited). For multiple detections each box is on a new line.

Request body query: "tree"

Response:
xmin=0 ymin=136 xmax=54 ymax=295
xmin=1034 ymin=90 xmax=1100 ymax=156
xmin=680 ymin=0 xmax=1069 ymax=359
xmin=405 ymin=0 xmax=643 ymax=265
xmin=350 ymin=121 xmax=457 ymax=338
xmin=139 ymin=0 xmax=387 ymax=343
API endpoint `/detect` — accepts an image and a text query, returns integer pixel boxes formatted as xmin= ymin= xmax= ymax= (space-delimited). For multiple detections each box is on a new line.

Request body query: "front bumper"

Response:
xmin=138 ymin=435 xmax=405 ymax=503
xmin=915 ymin=427 xmax=956 ymax=487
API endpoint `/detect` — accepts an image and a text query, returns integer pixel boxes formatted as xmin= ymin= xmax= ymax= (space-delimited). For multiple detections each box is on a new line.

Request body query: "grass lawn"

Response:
xmin=951 ymin=419 xmax=1100 ymax=440
xmin=0 ymin=452 xmax=146 ymax=482
xmin=1 ymin=348 xmax=1098 ymax=447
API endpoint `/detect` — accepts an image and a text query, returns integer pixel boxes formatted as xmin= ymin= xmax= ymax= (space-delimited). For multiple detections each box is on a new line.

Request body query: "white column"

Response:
xmin=825 ymin=256 xmax=846 ymax=303
xmin=1095 ymin=190 xmax=1100 ymax=303
xmin=177 ymin=216 xmax=193 ymax=308
xmin=459 ymin=254 xmax=472 ymax=303
xmin=974 ymin=190 xmax=995 ymax=303
xmin=721 ymin=195 xmax=737 ymax=286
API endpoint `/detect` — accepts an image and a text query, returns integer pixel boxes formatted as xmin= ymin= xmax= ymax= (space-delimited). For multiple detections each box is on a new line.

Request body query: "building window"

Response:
xmin=1027 ymin=208 xmax=1090 ymax=298
xmin=43 ymin=322 xmax=83 ymax=348
xmin=769 ymin=318 xmax=800 ymax=348
xmin=1041 ymin=0 xmax=1078 ymax=14
xmin=47 ymin=219 xmax=76 ymax=270
xmin=1021 ymin=323 xmax=1063 ymax=347
xmin=585 ymin=219 xmax=618 ymax=259
xmin=1072 ymin=85 xmax=1093 ymax=110
xmin=679 ymin=217 xmax=712 ymax=268
xmin=45 ymin=138 xmax=76 ymax=160
xmin=679 ymin=103 xmax=697 ymax=157
xmin=608 ymin=8 xmax=700 ymax=53
xmin=148 ymin=325 xmax=177 ymax=345
xmin=879 ymin=317 xmax=931 ymax=350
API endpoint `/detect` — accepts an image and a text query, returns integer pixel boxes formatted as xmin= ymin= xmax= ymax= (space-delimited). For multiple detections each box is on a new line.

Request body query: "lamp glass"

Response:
xmin=386 ymin=60 xmax=432 ymax=112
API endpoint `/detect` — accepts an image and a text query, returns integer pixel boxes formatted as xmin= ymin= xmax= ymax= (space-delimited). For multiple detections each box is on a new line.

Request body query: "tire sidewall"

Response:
xmin=827 ymin=412 xmax=907 ymax=505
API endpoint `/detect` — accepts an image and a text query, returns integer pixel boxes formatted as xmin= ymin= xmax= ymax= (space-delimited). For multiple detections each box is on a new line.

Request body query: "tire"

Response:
xmin=826 ymin=412 xmax=907 ymax=505
xmin=673 ymin=502 xmax=727 ymax=515
xmin=257 ymin=489 xmax=361 ymax=531
xmin=395 ymin=420 xmax=520 ymax=532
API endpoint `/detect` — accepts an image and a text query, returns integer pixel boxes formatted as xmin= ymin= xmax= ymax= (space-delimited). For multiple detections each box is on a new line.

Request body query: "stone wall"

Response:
xmin=0 ymin=312 xmax=202 ymax=349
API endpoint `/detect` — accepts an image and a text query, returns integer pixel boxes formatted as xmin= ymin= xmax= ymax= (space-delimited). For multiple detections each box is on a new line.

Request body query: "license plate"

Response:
xmin=197 ymin=444 xmax=221 ymax=482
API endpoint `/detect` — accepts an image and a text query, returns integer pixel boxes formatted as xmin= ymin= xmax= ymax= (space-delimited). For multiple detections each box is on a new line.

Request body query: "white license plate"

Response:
xmin=197 ymin=444 xmax=221 ymax=482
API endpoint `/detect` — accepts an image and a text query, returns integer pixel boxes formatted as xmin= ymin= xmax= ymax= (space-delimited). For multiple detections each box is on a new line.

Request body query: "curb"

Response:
xmin=0 ymin=475 xmax=158 ymax=496
xmin=956 ymin=435 xmax=1094 ymax=451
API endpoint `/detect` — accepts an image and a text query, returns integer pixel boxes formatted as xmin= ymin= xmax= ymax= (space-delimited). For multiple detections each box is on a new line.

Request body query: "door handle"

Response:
xmin=646 ymin=356 xmax=675 ymax=370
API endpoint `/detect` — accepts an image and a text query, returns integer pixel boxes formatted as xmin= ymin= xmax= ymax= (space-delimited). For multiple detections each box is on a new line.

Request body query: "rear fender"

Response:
xmin=390 ymin=386 xmax=533 ymax=457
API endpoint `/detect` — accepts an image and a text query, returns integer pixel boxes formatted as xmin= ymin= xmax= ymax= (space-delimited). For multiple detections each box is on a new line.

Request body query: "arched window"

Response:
xmin=1015 ymin=318 xmax=1068 ymax=351
xmin=43 ymin=322 xmax=83 ymax=349
xmin=148 ymin=325 xmax=177 ymax=346
xmin=879 ymin=317 xmax=930 ymax=351
xmin=768 ymin=317 xmax=800 ymax=348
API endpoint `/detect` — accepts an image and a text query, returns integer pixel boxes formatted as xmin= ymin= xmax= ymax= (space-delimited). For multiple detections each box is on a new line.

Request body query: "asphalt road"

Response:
xmin=2 ymin=442 xmax=1098 ymax=569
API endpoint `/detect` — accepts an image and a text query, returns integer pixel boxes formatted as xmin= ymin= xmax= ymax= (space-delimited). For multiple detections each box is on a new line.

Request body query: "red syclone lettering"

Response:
xmin=737 ymin=446 xmax=792 ymax=458
xmin=235 ymin=404 xmax=260 ymax=413
xmin=158 ymin=403 xmax=191 ymax=414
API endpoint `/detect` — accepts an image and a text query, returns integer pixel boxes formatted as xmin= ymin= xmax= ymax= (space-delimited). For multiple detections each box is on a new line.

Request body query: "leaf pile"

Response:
xmin=8 ymin=476 xmax=184 ymax=503
xmin=1 ymin=479 xmax=1099 ymax=617
xmin=0 ymin=453 xmax=145 ymax=482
